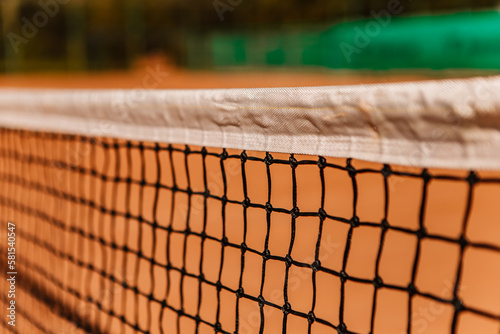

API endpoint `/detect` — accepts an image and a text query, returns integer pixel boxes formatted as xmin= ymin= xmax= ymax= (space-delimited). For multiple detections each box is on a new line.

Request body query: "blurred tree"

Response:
xmin=0 ymin=5 xmax=4 ymax=72
xmin=1 ymin=0 xmax=500 ymax=72
xmin=85 ymin=0 xmax=127 ymax=70
xmin=124 ymin=0 xmax=145 ymax=67
xmin=66 ymin=0 xmax=87 ymax=71
xmin=1 ymin=0 xmax=22 ymax=72
xmin=18 ymin=0 xmax=67 ymax=70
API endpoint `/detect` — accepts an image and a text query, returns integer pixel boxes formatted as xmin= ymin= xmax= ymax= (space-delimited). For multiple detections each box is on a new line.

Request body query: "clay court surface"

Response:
xmin=0 ymin=58 xmax=496 ymax=89
xmin=0 ymin=70 xmax=500 ymax=333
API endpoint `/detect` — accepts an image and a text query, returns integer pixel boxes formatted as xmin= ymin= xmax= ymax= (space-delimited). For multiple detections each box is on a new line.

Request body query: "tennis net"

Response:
xmin=1 ymin=77 xmax=500 ymax=334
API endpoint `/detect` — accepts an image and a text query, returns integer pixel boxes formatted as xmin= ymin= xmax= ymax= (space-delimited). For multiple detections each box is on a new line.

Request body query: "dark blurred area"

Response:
xmin=1 ymin=0 xmax=500 ymax=73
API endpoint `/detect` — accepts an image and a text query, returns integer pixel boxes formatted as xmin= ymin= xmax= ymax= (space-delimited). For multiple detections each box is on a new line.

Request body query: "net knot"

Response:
xmin=416 ymin=227 xmax=427 ymax=239
xmin=289 ymin=156 xmax=298 ymax=169
xmin=340 ymin=270 xmax=348 ymax=283
xmin=346 ymin=161 xmax=356 ymax=177
xmin=453 ymin=298 xmax=464 ymax=312
xmin=318 ymin=208 xmax=327 ymax=220
xmin=236 ymin=287 xmax=244 ymax=298
xmin=317 ymin=157 xmax=327 ymax=169
xmin=407 ymin=283 xmax=418 ymax=296
xmin=281 ymin=302 xmax=291 ymax=315
xmin=382 ymin=165 xmax=392 ymax=178
xmin=421 ymin=169 xmax=431 ymax=183
xmin=220 ymin=150 xmax=228 ymax=160
xmin=373 ymin=277 xmax=383 ymax=289
xmin=264 ymin=153 xmax=274 ymax=165
xmin=221 ymin=196 xmax=228 ymax=205
xmin=240 ymin=242 xmax=248 ymax=253
xmin=240 ymin=151 xmax=248 ymax=162
xmin=258 ymin=295 xmax=265 ymax=307
xmin=467 ymin=172 xmax=478 ymax=185
xmin=337 ymin=322 xmax=347 ymax=334
xmin=381 ymin=219 xmax=390 ymax=231
xmin=265 ymin=202 xmax=273 ymax=213
xmin=350 ymin=216 xmax=360 ymax=228
xmin=291 ymin=207 xmax=300 ymax=219
xmin=285 ymin=254 xmax=293 ymax=268
xmin=263 ymin=249 xmax=271 ymax=261
xmin=307 ymin=311 xmax=316 ymax=324
xmin=311 ymin=260 xmax=321 ymax=272
xmin=216 ymin=280 xmax=222 ymax=292
xmin=459 ymin=236 xmax=468 ymax=249
xmin=242 ymin=197 xmax=251 ymax=208
xmin=221 ymin=237 xmax=229 ymax=246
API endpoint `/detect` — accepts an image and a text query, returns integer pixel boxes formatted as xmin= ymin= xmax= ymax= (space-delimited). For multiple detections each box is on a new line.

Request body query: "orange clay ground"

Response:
xmin=0 ymin=56 xmax=497 ymax=89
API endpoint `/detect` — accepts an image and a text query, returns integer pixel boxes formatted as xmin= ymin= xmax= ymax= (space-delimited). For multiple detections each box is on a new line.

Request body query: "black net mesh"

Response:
xmin=1 ymin=128 xmax=500 ymax=334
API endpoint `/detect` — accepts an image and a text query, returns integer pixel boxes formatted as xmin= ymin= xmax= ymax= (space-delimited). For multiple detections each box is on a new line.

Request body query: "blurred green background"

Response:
xmin=1 ymin=0 xmax=500 ymax=72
